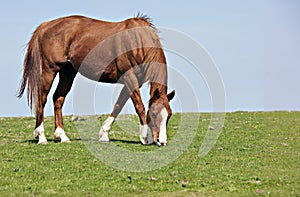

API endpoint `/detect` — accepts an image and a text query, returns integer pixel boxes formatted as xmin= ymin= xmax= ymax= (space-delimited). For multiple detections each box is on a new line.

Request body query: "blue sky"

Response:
xmin=0 ymin=0 xmax=299 ymax=117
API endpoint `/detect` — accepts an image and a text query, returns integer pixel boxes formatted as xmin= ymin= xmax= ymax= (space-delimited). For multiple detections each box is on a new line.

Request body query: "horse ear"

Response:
xmin=167 ymin=90 xmax=175 ymax=101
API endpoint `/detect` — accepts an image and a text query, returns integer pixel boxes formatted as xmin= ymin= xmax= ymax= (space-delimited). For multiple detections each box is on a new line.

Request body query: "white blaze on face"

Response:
xmin=159 ymin=107 xmax=168 ymax=144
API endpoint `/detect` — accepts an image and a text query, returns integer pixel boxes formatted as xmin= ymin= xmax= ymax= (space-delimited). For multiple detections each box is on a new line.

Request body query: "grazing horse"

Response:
xmin=18 ymin=15 xmax=175 ymax=145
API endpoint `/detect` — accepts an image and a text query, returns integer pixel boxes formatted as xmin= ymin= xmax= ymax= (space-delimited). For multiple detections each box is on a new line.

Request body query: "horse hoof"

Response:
xmin=99 ymin=138 xmax=109 ymax=142
xmin=36 ymin=131 xmax=47 ymax=145
xmin=99 ymin=131 xmax=109 ymax=142
xmin=61 ymin=140 xmax=71 ymax=143
xmin=140 ymin=136 xmax=147 ymax=145
xmin=58 ymin=135 xmax=71 ymax=143
xmin=54 ymin=127 xmax=71 ymax=143
xmin=38 ymin=140 xmax=48 ymax=145
xmin=155 ymin=140 xmax=167 ymax=146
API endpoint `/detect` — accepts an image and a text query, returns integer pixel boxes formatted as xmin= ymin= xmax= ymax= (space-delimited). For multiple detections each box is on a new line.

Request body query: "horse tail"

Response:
xmin=18 ymin=22 xmax=47 ymax=115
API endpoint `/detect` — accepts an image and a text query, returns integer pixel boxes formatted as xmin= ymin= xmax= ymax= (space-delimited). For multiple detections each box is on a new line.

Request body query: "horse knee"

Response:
xmin=135 ymin=104 xmax=145 ymax=116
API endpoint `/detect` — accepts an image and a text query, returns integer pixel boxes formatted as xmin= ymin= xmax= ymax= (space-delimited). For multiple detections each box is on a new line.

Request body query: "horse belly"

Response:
xmin=77 ymin=62 xmax=118 ymax=83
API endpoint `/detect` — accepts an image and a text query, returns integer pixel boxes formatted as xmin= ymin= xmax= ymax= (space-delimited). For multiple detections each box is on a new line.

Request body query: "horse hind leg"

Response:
xmin=34 ymin=63 xmax=57 ymax=144
xmin=53 ymin=63 xmax=77 ymax=143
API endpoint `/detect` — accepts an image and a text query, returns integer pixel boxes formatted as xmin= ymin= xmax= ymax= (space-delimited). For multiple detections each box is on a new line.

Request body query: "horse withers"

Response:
xmin=18 ymin=15 xmax=175 ymax=145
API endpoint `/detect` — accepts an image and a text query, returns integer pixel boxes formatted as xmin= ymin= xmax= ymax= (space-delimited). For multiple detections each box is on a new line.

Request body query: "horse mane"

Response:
xmin=133 ymin=13 xmax=168 ymax=103
xmin=134 ymin=12 xmax=157 ymax=31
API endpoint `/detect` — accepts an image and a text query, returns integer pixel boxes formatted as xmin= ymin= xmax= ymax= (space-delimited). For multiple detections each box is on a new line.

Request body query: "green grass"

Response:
xmin=0 ymin=111 xmax=299 ymax=196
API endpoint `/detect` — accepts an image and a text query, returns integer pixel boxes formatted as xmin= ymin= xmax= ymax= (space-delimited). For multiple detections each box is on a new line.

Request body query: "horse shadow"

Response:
xmin=110 ymin=139 xmax=141 ymax=144
xmin=24 ymin=138 xmax=82 ymax=144
xmin=24 ymin=138 xmax=140 ymax=144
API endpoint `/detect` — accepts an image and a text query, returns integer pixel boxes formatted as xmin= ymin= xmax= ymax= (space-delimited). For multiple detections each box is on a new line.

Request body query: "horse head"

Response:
xmin=147 ymin=89 xmax=175 ymax=145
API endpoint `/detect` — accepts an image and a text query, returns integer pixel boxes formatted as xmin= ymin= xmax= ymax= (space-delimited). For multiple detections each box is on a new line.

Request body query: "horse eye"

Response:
xmin=151 ymin=113 xmax=157 ymax=119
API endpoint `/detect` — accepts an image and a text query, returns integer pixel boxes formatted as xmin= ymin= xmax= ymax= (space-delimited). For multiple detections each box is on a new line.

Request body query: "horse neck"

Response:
xmin=143 ymin=47 xmax=168 ymax=107
xmin=148 ymin=82 xmax=167 ymax=108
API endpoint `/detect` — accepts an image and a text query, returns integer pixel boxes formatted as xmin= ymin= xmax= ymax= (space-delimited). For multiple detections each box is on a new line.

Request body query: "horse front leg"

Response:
xmin=99 ymin=86 xmax=130 ymax=142
xmin=122 ymin=71 xmax=152 ymax=145
xmin=129 ymin=89 xmax=153 ymax=145
xmin=99 ymin=87 xmax=151 ymax=144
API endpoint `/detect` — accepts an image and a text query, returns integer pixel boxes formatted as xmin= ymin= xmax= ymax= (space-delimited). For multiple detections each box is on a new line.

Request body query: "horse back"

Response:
xmin=34 ymin=15 xmax=163 ymax=82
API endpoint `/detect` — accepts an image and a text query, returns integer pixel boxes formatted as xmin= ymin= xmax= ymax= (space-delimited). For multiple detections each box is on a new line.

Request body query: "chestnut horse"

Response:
xmin=18 ymin=15 xmax=175 ymax=145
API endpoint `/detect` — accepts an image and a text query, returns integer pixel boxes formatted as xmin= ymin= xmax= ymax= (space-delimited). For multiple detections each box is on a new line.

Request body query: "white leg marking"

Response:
xmin=54 ymin=127 xmax=71 ymax=143
xmin=34 ymin=122 xmax=44 ymax=138
xmin=99 ymin=116 xmax=114 ymax=142
xmin=139 ymin=125 xmax=148 ymax=145
xmin=159 ymin=107 xmax=168 ymax=145
xmin=34 ymin=122 xmax=48 ymax=144
xmin=139 ymin=125 xmax=155 ymax=145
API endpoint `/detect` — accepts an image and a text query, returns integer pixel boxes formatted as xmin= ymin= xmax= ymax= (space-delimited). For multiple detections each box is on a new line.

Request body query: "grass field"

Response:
xmin=0 ymin=111 xmax=299 ymax=196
